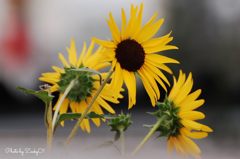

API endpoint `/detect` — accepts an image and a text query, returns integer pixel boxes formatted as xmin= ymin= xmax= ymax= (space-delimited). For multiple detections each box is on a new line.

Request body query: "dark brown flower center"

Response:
xmin=115 ymin=39 xmax=145 ymax=72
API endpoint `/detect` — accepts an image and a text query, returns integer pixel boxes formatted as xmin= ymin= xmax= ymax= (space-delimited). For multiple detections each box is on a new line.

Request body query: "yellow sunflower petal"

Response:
xmin=77 ymin=101 xmax=91 ymax=133
xmin=99 ymin=93 xmax=120 ymax=104
xmin=145 ymin=54 xmax=179 ymax=64
xmin=93 ymin=63 xmax=111 ymax=71
xmin=53 ymin=93 xmax=62 ymax=110
xmin=110 ymin=58 xmax=117 ymax=71
xmin=201 ymin=125 xmax=213 ymax=132
xmin=169 ymin=70 xmax=185 ymax=101
xmin=41 ymin=72 xmax=60 ymax=79
xmin=144 ymin=35 xmax=178 ymax=53
xmin=180 ymin=119 xmax=203 ymax=131
xmin=92 ymin=72 xmax=109 ymax=81
xmin=138 ymin=69 xmax=156 ymax=106
xmin=39 ymin=77 xmax=58 ymax=85
xmin=124 ymin=6 xmax=138 ymax=40
xmin=59 ymin=98 xmax=70 ymax=127
xmin=144 ymin=64 xmax=167 ymax=92
xmin=59 ymin=53 xmax=70 ymax=67
xmin=145 ymin=61 xmax=170 ymax=86
xmin=122 ymin=69 xmax=136 ymax=109
xmin=51 ymin=85 xmax=59 ymax=92
xmin=178 ymin=111 xmax=205 ymax=120
xmin=91 ymin=38 xmax=116 ymax=49
xmin=141 ymin=31 xmax=172 ymax=48
xmin=178 ymin=135 xmax=201 ymax=159
xmin=181 ymin=99 xmax=205 ymax=111
xmin=82 ymin=41 xmax=95 ymax=64
xmin=84 ymin=44 xmax=102 ymax=67
xmin=137 ymin=18 xmax=164 ymax=44
xmin=141 ymin=66 xmax=160 ymax=99
xmin=110 ymin=62 xmax=124 ymax=100
xmin=113 ymin=68 xmax=124 ymax=100
xmin=121 ymin=8 xmax=127 ymax=40
xmin=174 ymin=73 xmax=193 ymax=106
xmin=145 ymin=59 xmax=173 ymax=74
xmin=135 ymin=11 xmax=158 ymax=41
xmin=96 ymin=96 xmax=115 ymax=114
xmin=66 ymin=39 xmax=77 ymax=66
xmin=146 ymin=45 xmax=179 ymax=54
xmin=167 ymin=138 xmax=174 ymax=157
xmin=181 ymin=135 xmax=201 ymax=153
xmin=80 ymin=120 xmax=85 ymax=131
xmin=92 ymin=118 xmax=101 ymax=127
xmin=178 ymin=89 xmax=202 ymax=106
xmin=107 ymin=12 xmax=121 ymax=43
xmin=181 ymin=128 xmax=208 ymax=139
xmin=52 ymin=66 xmax=64 ymax=75
xmin=69 ymin=101 xmax=77 ymax=113
xmin=91 ymin=102 xmax=106 ymax=122
xmin=131 ymin=3 xmax=143 ymax=39
xmin=76 ymin=42 xmax=87 ymax=67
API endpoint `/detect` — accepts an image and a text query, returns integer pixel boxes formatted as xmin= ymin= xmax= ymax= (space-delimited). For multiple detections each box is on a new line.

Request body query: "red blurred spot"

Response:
xmin=0 ymin=12 xmax=31 ymax=70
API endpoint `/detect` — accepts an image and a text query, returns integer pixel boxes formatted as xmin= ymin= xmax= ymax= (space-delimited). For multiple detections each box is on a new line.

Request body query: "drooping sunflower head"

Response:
xmin=92 ymin=3 xmax=179 ymax=109
xmin=39 ymin=39 xmax=123 ymax=132
xmin=151 ymin=70 xmax=213 ymax=159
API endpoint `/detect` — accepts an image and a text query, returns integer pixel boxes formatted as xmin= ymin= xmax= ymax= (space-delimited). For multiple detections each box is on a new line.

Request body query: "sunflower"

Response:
xmin=91 ymin=3 xmax=179 ymax=109
xmin=39 ymin=39 xmax=123 ymax=133
xmin=164 ymin=70 xmax=213 ymax=159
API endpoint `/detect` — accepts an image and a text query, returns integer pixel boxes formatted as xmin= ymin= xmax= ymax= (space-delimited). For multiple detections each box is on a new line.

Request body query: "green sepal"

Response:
xmin=71 ymin=68 xmax=102 ymax=85
xmin=16 ymin=87 xmax=54 ymax=127
xmin=114 ymin=131 xmax=120 ymax=142
xmin=146 ymin=96 xmax=183 ymax=139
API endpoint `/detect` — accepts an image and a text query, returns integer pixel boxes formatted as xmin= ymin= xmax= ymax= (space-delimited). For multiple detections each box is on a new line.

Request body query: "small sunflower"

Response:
xmin=91 ymin=3 xmax=179 ymax=109
xmin=156 ymin=70 xmax=213 ymax=159
xmin=39 ymin=39 xmax=123 ymax=133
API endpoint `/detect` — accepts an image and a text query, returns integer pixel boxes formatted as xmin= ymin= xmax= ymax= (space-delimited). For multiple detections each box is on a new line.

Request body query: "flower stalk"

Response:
xmin=65 ymin=70 xmax=114 ymax=146
xmin=119 ymin=127 xmax=125 ymax=155
xmin=46 ymin=86 xmax=53 ymax=152
xmin=131 ymin=115 xmax=167 ymax=155
xmin=52 ymin=78 xmax=78 ymax=131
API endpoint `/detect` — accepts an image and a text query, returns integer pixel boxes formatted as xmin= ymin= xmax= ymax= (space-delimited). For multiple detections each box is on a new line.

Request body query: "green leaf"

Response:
xmin=84 ymin=141 xmax=114 ymax=152
xmin=54 ymin=113 xmax=82 ymax=132
xmin=114 ymin=131 xmax=120 ymax=142
xmin=71 ymin=68 xmax=102 ymax=85
xmin=16 ymin=87 xmax=54 ymax=127
xmin=54 ymin=111 xmax=119 ymax=132
xmin=16 ymin=87 xmax=54 ymax=104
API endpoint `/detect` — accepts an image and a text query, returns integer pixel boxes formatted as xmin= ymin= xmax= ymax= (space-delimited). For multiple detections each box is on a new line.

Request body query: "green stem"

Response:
xmin=120 ymin=128 xmax=124 ymax=156
xmin=46 ymin=87 xmax=53 ymax=152
xmin=131 ymin=115 xmax=167 ymax=155
xmin=52 ymin=79 xmax=77 ymax=131
xmin=65 ymin=70 xmax=114 ymax=146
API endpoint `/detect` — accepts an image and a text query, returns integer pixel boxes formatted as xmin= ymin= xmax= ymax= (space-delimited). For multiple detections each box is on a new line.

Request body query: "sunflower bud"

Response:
xmin=147 ymin=97 xmax=182 ymax=139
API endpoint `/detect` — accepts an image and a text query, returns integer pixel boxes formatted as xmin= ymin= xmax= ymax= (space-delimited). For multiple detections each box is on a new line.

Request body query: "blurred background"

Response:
xmin=0 ymin=0 xmax=239 ymax=158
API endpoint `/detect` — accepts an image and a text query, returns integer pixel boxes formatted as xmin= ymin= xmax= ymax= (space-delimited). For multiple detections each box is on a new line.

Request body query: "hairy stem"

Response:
xmin=120 ymin=128 xmax=125 ymax=156
xmin=52 ymin=79 xmax=77 ymax=131
xmin=131 ymin=115 xmax=167 ymax=155
xmin=46 ymin=87 xmax=52 ymax=152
